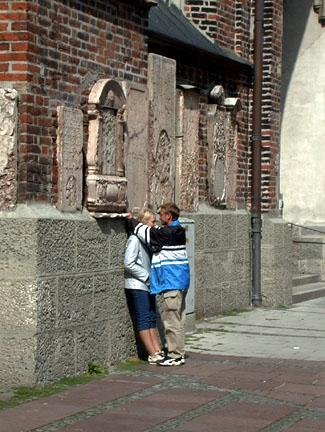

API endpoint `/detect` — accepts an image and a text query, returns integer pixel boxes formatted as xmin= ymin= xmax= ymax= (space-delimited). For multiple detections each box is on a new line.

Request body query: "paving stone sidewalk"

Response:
xmin=1 ymin=298 xmax=324 ymax=432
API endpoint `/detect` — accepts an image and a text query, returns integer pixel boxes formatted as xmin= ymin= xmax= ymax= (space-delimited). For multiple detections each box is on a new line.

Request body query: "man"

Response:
xmin=127 ymin=203 xmax=190 ymax=366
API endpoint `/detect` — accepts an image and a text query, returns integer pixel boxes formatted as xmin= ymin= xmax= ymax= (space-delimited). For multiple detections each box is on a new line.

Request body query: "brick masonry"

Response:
xmin=0 ymin=0 xmax=283 ymax=211
xmin=0 ymin=0 xmax=150 ymax=203
xmin=184 ymin=0 xmax=283 ymax=211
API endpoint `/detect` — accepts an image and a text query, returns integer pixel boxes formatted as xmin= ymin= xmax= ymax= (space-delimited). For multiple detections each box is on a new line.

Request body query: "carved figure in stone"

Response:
xmin=208 ymin=106 xmax=238 ymax=208
xmin=0 ymin=89 xmax=17 ymax=173
xmin=101 ymin=109 xmax=116 ymax=176
xmin=65 ymin=176 xmax=77 ymax=207
xmin=86 ymin=79 xmax=128 ymax=214
xmin=149 ymin=129 xmax=173 ymax=210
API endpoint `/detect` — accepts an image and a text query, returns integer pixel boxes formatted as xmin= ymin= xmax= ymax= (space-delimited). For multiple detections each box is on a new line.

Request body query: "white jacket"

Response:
xmin=124 ymin=235 xmax=151 ymax=291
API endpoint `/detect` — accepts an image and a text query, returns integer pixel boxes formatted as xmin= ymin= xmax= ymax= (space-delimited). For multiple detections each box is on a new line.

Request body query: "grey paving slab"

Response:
xmin=186 ymin=297 xmax=325 ymax=361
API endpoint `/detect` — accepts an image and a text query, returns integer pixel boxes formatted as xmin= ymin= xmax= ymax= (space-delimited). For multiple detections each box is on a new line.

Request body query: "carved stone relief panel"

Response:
xmin=122 ymin=81 xmax=149 ymax=213
xmin=148 ymin=54 xmax=176 ymax=210
xmin=176 ymin=89 xmax=200 ymax=212
xmin=86 ymin=79 xmax=127 ymax=215
xmin=207 ymin=104 xmax=238 ymax=209
xmin=0 ymin=88 xmax=18 ymax=211
xmin=56 ymin=106 xmax=83 ymax=212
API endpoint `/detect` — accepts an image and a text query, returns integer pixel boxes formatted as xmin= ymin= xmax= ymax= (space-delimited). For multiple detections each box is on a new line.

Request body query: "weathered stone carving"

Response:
xmin=86 ymin=79 xmax=127 ymax=215
xmin=122 ymin=81 xmax=149 ymax=213
xmin=148 ymin=54 xmax=176 ymax=210
xmin=176 ymin=89 xmax=199 ymax=212
xmin=210 ymin=85 xmax=225 ymax=105
xmin=207 ymin=104 xmax=238 ymax=209
xmin=56 ymin=106 xmax=83 ymax=212
xmin=0 ymin=88 xmax=18 ymax=211
xmin=149 ymin=127 xmax=174 ymax=211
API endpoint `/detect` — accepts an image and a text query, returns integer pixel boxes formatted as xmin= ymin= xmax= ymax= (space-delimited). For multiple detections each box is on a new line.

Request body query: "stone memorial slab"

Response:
xmin=176 ymin=89 xmax=200 ymax=211
xmin=148 ymin=53 xmax=176 ymax=211
xmin=0 ymin=88 xmax=17 ymax=211
xmin=122 ymin=81 xmax=149 ymax=213
xmin=56 ymin=106 xmax=83 ymax=212
xmin=86 ymin=79 xmax=127 ymax=215
xmin=207 ymin=104 xmax=238 ymax=209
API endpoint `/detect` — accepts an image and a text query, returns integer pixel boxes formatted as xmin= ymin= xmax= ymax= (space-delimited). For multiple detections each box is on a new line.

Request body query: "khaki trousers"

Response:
xmin=162 ymin=290 xmax=187 ymax=359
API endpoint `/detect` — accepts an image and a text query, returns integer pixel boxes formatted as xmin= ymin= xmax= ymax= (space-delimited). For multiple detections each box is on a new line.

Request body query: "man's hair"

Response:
xmin=160 ymin=203 xmax=180 ymax=221
xmin=137 ymin=208 xmax=155 ymax=225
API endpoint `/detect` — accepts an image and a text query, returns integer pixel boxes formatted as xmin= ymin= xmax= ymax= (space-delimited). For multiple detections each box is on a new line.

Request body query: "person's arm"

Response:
xmin=124 ymin=236 xmax=150 ymax=283
xmin=127 ymin=217 xmax=166 ymax=251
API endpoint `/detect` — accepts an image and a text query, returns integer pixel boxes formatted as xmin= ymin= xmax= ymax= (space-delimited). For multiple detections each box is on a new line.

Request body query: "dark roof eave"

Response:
xmin=147 ymin=30 xmax=253 ymax=70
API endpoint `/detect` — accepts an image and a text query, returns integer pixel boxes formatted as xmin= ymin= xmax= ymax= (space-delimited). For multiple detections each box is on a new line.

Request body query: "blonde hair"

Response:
xmin=137 ymin=208 xmax=155 ymax=225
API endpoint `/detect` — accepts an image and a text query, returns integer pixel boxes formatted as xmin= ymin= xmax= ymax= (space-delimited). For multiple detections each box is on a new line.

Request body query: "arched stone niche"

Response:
xmin=86 ymin=79 xmax=127 ymax=215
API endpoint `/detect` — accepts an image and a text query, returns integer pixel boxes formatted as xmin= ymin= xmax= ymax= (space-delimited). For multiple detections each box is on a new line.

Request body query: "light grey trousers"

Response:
xmin=162 ymin=290 xmax=187 ymax=359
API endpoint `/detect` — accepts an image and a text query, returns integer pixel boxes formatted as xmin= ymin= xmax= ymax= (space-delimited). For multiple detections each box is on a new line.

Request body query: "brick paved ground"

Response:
xmin=1 ymin=353 xmax=325 ymax=432
xmin=1 ymin=298 xmax=324 ymax=431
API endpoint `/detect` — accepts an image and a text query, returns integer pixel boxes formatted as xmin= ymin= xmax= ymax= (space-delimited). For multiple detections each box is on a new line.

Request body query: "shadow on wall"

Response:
xmin=281 ymin=0 xmax=310 ymax=123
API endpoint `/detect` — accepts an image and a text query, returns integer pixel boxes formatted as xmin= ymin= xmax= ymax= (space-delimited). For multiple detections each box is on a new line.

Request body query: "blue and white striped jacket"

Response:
xmin=127 ymin=219 xmax=190 ymax=295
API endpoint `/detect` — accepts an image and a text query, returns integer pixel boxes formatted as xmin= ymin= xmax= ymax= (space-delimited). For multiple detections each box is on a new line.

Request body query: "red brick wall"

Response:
xmin=260 ymin=0 xmax=283 ymax=211
xmin=184 ymin=0 xmax=251 ymax=62
xmin=149 ymin=38 xmax=252 ymax=204
xmin=184 ymin=0 xmax=283 ymax=211
xmin=0 ymin=0 xmax=149 ymax=203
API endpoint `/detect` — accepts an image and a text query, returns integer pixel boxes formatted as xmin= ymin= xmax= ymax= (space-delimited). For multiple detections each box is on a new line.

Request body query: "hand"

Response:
xmin=126 ymin=212 xmax=133 ymax=220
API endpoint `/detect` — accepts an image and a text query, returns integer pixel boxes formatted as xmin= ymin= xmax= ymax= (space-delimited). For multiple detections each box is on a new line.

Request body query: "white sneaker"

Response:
xmin=148 ymin=352 xmax=165 ymax=365
xmin=157 ymin=356 xmax=183 ymax=366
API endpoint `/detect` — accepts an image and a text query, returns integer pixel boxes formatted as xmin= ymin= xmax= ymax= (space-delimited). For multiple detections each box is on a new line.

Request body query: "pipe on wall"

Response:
xmin=251 ymin=0 xmax=264 ymax=306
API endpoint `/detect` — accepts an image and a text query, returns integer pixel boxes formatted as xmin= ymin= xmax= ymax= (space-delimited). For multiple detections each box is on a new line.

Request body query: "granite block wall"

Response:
xmin=261 ymin=217 xmax=293 ymax=307
xmin=183 ymin=207 xmax=252 ymax=319
xmin=0 ymin=204 xmax=135 ymax=390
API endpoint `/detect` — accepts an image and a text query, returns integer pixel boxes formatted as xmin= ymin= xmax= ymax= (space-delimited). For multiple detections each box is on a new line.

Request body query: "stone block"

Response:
xmin=93 ymin=271 xmax=126 ymax=320
xmin=0 ymin=219 xmax=36 ymax=277
xmin=296 ymin=241 xmax=323 ymax=260
xmin=0 ymin=279 xmax=37 ymax=331
xmin=273 ymin=221 xmax=284 ymax=246
xmin=0 ymin=334 xmax=35 ymax=390
xmin=205 ymin=282 xmax=222 ymax=317
xmin=57 ymin=275 xmax=94 ymax=327
xmin=75 ymin=323 xmax=110 ymax=372
xmin=298 ymin=259 xmax=321 ymax=275
xmin=261 ymin=279 xmax=277 ymax=307
xmin=204 ymin=214 xmax=222 ymax=250
xmin=261 ymin=247 xmax=276 ymax=277
xmin=236 ymin=213 xmax=250 ymax=248
xmin=262 ymin=218 xmax=274 ymax=246
xmin=36 ymin=219 xmax=76 ymax=275
xmin=236 ymin=279 xmax=251 ymax=308
xmin=36 ymin=278 xmax=57 ymax=333
xmin=76 ymin=220 xmax=111 ymax=272
xmin=220 ymin=282 xmax=236 ymax=313
xmin=222 ymin=213 xmax=237 ymax=249
xmin=187 ymin=214 xmax=205 ymax=251
xmin=108 ymin=219 xmax=127 ymax=268
xmin=35 ymin=330 xmax=75 ymax=386
xmin=213 ymin=250 xmax=230 ymax=284
xmin=108 ymin=317 xmax=137 ymax=365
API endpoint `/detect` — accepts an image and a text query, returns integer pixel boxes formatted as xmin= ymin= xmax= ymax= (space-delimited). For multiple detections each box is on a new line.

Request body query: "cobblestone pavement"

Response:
xmin=1 ymin=298 xmax=324 ymax=432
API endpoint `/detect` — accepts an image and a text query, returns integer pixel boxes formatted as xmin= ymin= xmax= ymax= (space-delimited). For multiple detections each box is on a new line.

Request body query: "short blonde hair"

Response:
xmin=137 ymin=208 xmax=155 ymax=225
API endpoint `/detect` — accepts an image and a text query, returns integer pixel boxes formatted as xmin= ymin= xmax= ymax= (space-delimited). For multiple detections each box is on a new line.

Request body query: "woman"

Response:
xmin=124 ymin=208 xmax=164 ymax=364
